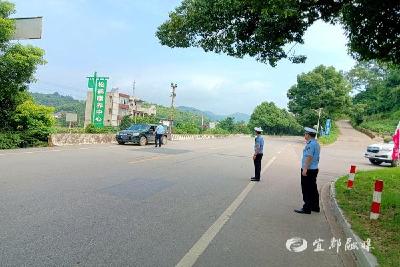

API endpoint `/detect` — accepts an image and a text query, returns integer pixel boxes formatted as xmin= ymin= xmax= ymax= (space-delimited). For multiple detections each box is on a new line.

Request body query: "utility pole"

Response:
xmin=316 ymin=107 xmax=323 ymax=139
xmin=170 ymin=83 xmax=177 ymax=135
xmin=133 ymin=81 xmax=137 ymax=123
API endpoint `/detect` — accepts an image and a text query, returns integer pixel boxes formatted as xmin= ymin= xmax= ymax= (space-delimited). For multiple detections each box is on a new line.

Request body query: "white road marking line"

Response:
xmin=23 ymin=152 xmax=34 ymax=154
xmin=79 ymin=148 xmax=90 ymax=150
xmin=176 ymin=156 xmax=277 ymax=267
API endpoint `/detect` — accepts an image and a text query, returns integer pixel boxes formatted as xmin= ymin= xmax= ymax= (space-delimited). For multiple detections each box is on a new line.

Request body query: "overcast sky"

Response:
xmin=13 ymin=0 xmax=355 ymax=115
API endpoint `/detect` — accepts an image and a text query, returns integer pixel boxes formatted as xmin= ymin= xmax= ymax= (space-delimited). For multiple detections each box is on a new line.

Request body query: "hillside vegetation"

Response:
xmin=31 ymin=92 xmax=86 ymax=127
xmin=348 ymin=61 xmax=400 ymax=136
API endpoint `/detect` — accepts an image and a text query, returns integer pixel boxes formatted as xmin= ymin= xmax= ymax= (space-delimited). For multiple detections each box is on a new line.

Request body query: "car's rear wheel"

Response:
xmin=162 ymin=136 xmax=167 ymax=145
xmin=139 ymin=136 xmax=147 ymax=146
xmin=391 ymin=159 xmax=399 ymax=167
xmin=369 ymin=159 xmax=382 ymax=165
xmin=117 ymin=141 xmax=125 ymax=145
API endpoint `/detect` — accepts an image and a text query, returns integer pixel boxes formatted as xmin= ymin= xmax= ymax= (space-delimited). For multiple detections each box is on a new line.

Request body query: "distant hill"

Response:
xmin=30 ymin=92 xmax=250 ymax=128
xmin=178 ymin=106 xmax=250 ymax=122
xmin=31 ymin=92 xmax=86 ymax=126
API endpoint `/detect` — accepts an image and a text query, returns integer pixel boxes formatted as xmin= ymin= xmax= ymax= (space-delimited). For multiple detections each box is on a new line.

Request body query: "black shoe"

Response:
xmin=312 ymin=207 xmax=320 ymax=212
xmin=250 ymin=177 xmax=260 ymax=181
xmin=294 ymin=208 xmax=311 ymax=214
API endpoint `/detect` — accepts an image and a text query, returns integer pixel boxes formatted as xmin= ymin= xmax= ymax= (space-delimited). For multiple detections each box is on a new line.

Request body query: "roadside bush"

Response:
xmin=0 ymin=132 xmax=22 ymax=149
xmin=85 ymin=123 xmax=118 ymax=134
xmin=12 ymin=100 xmax=55 ymax=145
xmin=53 ymin=127 xmax=86 ymax=134
xmin=203 ymin=128 xmax=230 ymax=135
xmin=174 ymin=122 xmax=201 ymax=134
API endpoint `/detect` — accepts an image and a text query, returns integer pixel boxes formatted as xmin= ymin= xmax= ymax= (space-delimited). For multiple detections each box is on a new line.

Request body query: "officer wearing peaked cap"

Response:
xmin=251 ymin=127 xmax=264 ymax=182
xmin=295 ymin=127 xmax=321 ymax=214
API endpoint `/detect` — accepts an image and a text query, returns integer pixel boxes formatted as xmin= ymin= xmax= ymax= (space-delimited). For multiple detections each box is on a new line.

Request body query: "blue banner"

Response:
xmin=325 ymin=119 xmax=331 ymax=135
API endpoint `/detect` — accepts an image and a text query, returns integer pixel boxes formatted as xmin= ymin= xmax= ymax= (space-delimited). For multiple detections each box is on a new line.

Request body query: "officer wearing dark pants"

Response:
xmin=155 ymin=123 xmax=165 ymax=147
xmin=295 ymin=127 xmax=321 ymax=214
xmin=251 ymin=127 xmax=264 ymax=182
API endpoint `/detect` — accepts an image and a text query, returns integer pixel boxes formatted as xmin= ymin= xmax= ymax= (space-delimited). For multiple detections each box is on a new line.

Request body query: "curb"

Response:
xmin=329 ymin=181 xmax=379 ymax=267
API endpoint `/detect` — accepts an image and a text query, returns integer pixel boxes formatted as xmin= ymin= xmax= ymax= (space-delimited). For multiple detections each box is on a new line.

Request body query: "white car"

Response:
xmin=365 ymin=141 xmax=399 ymax=167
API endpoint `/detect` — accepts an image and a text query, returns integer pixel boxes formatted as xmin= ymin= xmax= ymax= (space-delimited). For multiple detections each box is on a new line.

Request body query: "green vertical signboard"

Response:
xmin=87 ymin=72 xmax=109 ymax=128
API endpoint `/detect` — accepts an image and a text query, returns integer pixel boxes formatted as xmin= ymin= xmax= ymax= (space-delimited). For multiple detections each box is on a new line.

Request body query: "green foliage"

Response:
xmin=0 ymin=1 xmax=48 ymax=148
xmin=249 ymin=102 xmax=302 ymax=135
xmin=174 ymin=121 xmax=201 ymax=134
xmin=119 ymin=116 xmax=133 ymax=130
xmin=318 ymin=122 xmax=339 ymax=145
xmin=350 ymin=62 xmax=400 ymax=117
xmin=348 ymin=61 xmax=400 ymax=135
xmin=0 ymin=1 xmax=14 ymax=46
xmin=203 ymin=128 xmax=229 ymax=135
xmin=287 ymin=65 xmax=351 ymax=126
xmin=53 ymin=127 xmax=86 ymax=134
xmin=157 ymin=0 xmax=399 ymax=66
xmin=31 ymin=92 xmax=85 ymax=127
xmin=85 ymin=123 xmax=118 ymax=134
xmin=155 ymin=104 xmax=209 ymax=126
xmin=358 ymin=110 xmax=400 ymax=135
xmin=217 ymin=117 xmax=235 ymax=133
xmin=0 ymin=43 xmax=46 ymax=129
xmin=335 ymin=168 xmax=400 ymax=267
xmin=0 ymin=131 xmax=21 ymax=149
xmin=234 ymin=122 xmax=251 ymax=134
xmin=12 ymin=100 xmax=55 ymax=143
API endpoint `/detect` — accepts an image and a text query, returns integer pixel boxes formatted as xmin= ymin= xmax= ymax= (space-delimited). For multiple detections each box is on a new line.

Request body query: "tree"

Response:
xmin=174 ymin=121 xmax=201 ymax=134
xmin=249 ymin=102 xmax=302 ymax=135
xmin=0 ymin=1 xmax=46 ymax=129
xmin=157 ymin=0 xmax=399 ymax=66
xmin=287 ymin=65 xmax=351 ymax=126
xmin=348 ymin=61 xmax=400 ymax=120
xmin=217 ymin=117 xmax=235 ymax=132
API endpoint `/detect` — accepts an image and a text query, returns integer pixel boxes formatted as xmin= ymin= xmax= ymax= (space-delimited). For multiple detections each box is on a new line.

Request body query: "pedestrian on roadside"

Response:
xmin=294 ymin=127 xmax=321 ymax=214
xmin=155 ymin=123 xmax=165 ymax=147
xmin=251 ymin=127 xmax=264 ymax=182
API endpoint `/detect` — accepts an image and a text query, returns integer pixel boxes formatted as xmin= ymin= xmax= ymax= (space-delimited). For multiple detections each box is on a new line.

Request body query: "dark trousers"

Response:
xmin=155 ymin=134 xmax=163 ymax=147
xmin=301 ymin=169 xmax=320 ymax=211
xmin=254 ymin=154 xmax=263 ymax=180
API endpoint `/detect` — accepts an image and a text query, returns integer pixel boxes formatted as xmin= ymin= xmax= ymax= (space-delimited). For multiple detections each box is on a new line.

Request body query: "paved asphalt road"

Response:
xmin=0 ymin=121 xmax=381 ymax=266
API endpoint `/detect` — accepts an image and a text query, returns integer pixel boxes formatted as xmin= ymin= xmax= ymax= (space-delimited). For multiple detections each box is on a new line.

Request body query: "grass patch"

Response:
xmin=358 ymin=110 xmax=400 ymax=136
xmin=335 ymin=168 xmax=400 ymax=267
xmin=319 ymin=122 xmax=339 ymax=145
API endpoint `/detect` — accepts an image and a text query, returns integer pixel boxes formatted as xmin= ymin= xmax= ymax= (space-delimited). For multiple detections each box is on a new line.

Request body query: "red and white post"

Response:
xmin=347 ymin=165 xmax=356 ymax=189
xmin=370 ymin=180 xmax=384 ymax=220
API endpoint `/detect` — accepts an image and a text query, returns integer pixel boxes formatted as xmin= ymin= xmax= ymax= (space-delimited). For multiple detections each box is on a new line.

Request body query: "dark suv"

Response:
xmin=116 ymin=124 xmax=168 ymax=146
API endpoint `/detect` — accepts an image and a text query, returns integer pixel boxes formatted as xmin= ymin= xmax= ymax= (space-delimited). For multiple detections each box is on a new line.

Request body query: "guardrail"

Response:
xmin=171 ymin=134 xmax=230 ymax=141
xmin=48 ymin=133 xmax=233 ymax=146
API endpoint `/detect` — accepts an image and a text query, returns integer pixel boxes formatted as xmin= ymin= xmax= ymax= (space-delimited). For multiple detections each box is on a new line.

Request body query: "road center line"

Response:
xmin=176 ymin=156 xmax=277 ymax=267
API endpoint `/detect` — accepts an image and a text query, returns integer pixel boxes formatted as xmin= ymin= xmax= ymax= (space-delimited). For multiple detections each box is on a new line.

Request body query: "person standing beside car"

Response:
xmin=155 ymin=123 xmax=165 ymax=147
